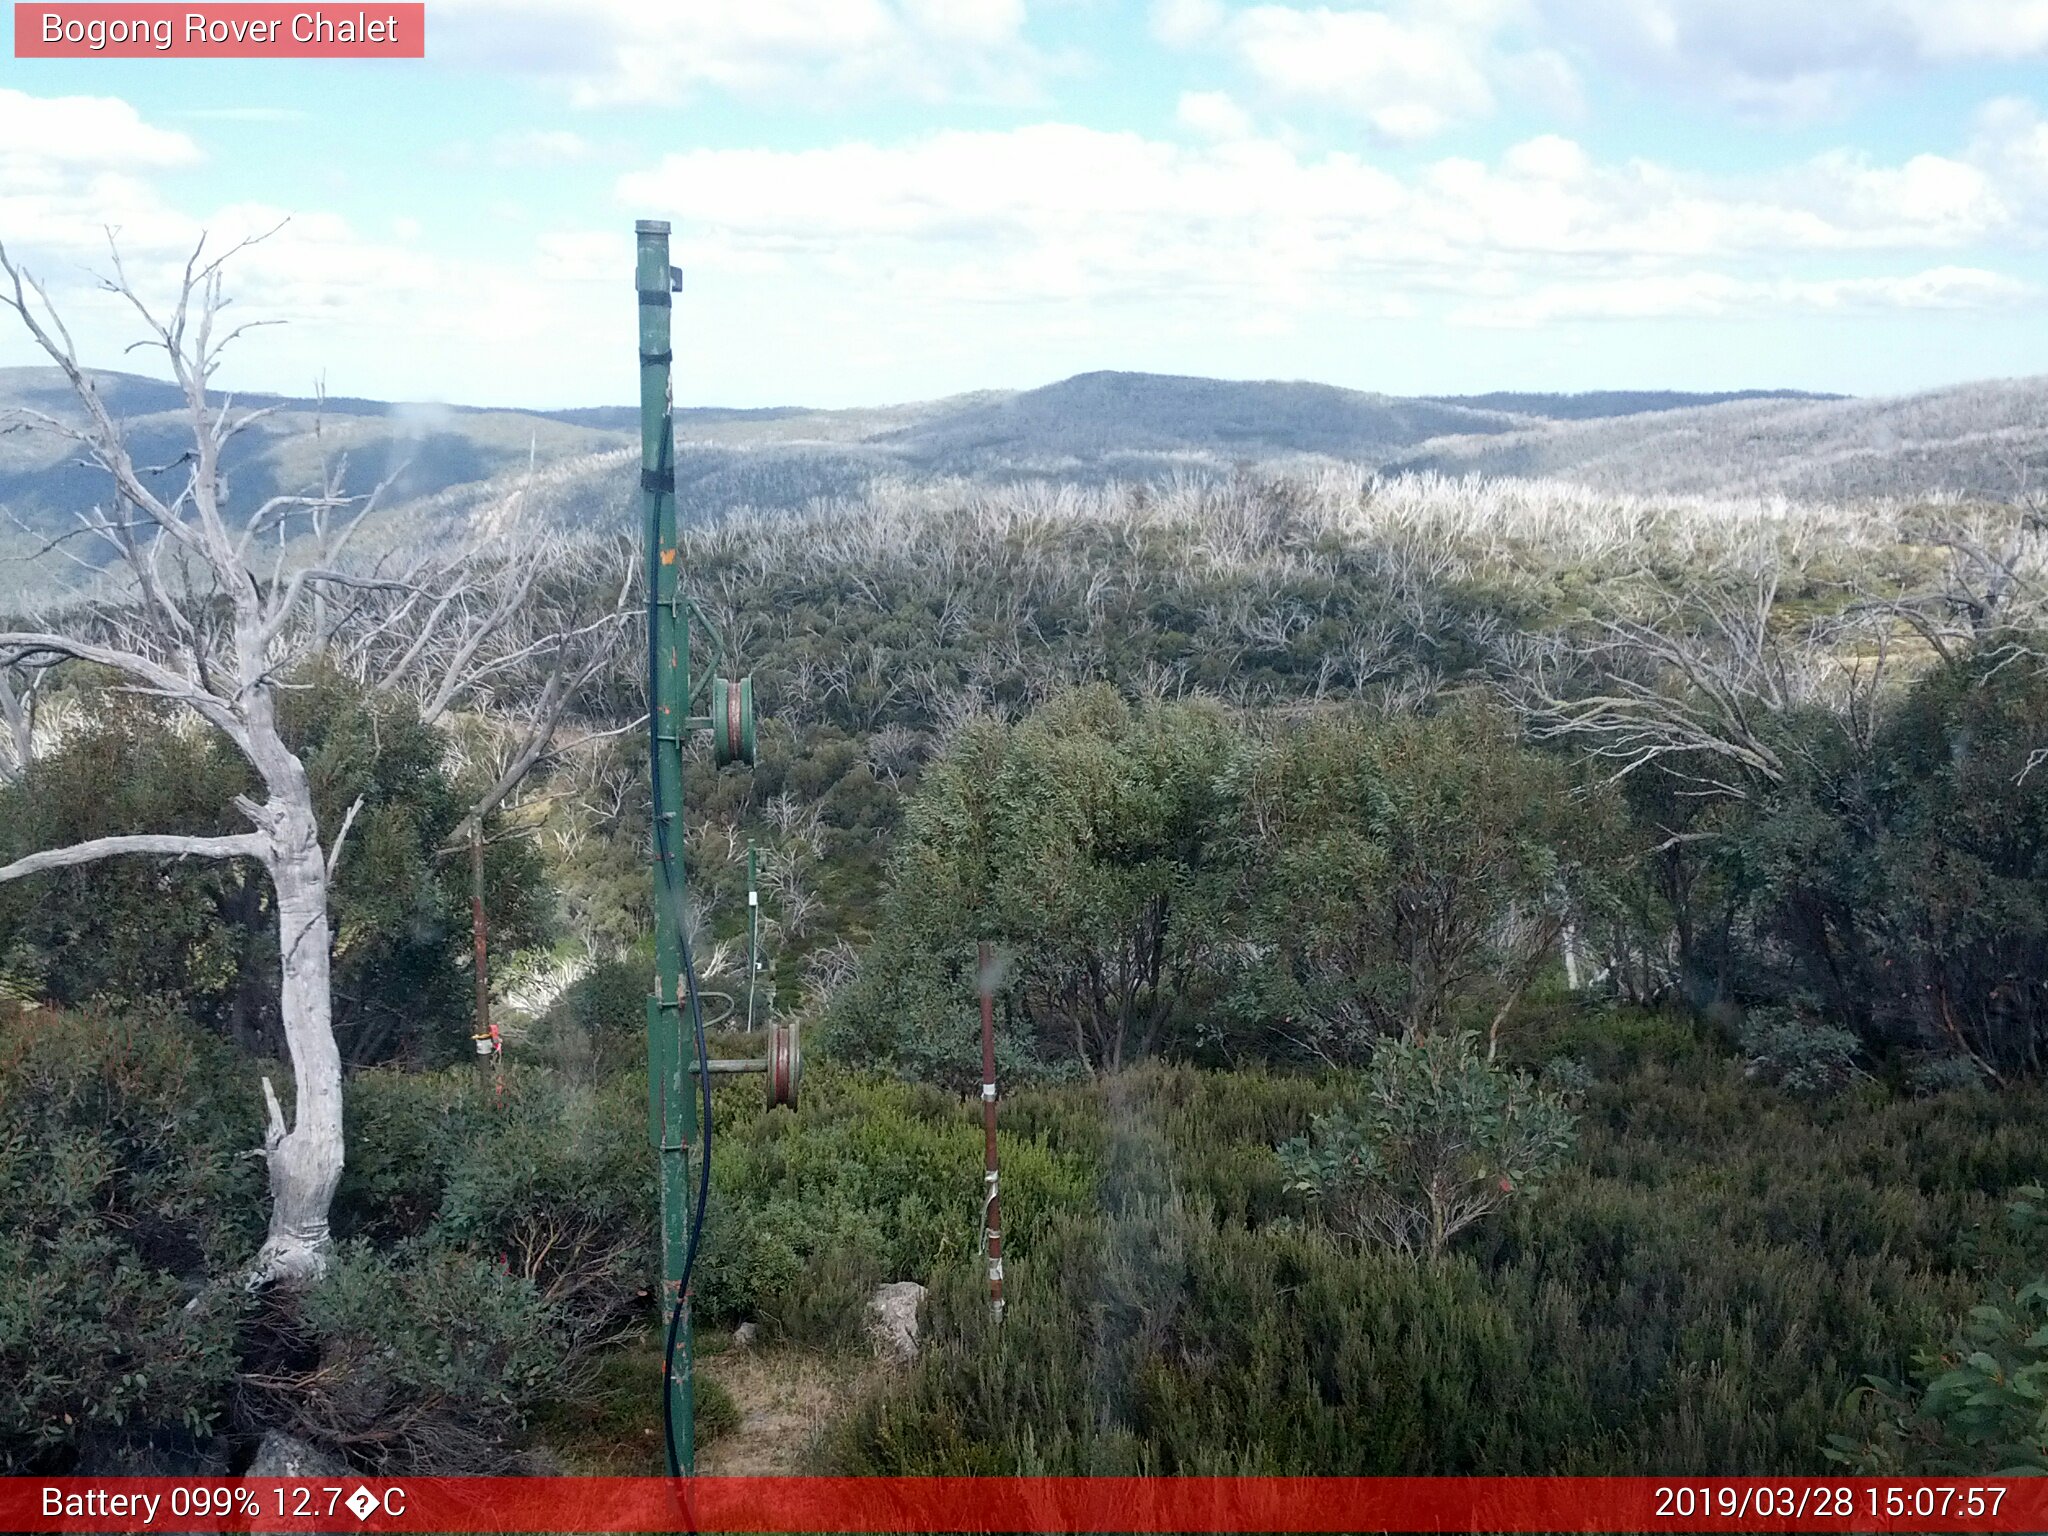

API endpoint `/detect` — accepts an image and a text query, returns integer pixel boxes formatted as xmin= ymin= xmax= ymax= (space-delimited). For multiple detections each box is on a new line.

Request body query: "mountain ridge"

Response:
xmin=7 ymin=365 xmax=2041 ymax=609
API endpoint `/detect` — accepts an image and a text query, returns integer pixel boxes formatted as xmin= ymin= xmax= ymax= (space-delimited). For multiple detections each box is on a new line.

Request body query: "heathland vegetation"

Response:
xmin=3 ymin=260 xmax=2046 ymax=1475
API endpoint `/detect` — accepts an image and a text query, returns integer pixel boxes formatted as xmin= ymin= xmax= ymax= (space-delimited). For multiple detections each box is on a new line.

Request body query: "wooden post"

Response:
xmin=978 ymin=941 xmax=1004 ymax=1321
xmin=470 ymin=828 xmax=503 ymax=1099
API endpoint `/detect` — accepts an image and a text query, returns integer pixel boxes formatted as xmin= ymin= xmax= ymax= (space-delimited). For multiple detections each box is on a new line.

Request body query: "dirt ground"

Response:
xmin=696 ymin=1344 xmax=883 ymax=1475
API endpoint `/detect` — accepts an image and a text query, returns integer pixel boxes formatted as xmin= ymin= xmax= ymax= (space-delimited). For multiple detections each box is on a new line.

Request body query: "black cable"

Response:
xmin=649 ymin=582 xmax=714 ymax=1483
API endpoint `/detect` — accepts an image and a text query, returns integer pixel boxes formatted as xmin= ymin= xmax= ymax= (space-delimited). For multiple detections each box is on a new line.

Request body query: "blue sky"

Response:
xmin=4 ymin=0 xmax=2047 ymax=408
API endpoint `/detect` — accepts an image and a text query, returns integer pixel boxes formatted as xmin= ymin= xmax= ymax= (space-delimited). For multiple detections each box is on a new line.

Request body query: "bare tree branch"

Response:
xmin=0 ymin=831 xmax=268 ymax=883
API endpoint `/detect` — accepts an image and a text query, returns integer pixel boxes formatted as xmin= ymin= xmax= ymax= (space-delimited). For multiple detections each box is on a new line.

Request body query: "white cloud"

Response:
xmin=1225 ymin=6 xmax=1495 ymax=140
xmin=618 ymin=125 xmax=1411 ymax=310
xmin=1150 ymin=0 xmax=1226 ymax=46
xmin=1176 ymin=89 xmax=1256 ymax=141
xmin=1501 ymin=133 xmax=1590 ymax=181
xmin=1776 ymin=151 xmax=2006 ymax=245
xmin=430 ymin=0 xmax=1042 ymax=107
xmin=1154 ymin=1 xmax=1580 ymax=142
xmin=901 ymin=0 xmax=1026 ymax=44
xmin=4 ymin=80 xmax=2043 ymax=408
xmin=1456 ymin=265 xmax=2036 ymax=325
xmin=613 ymin=119 xmax=2048 ymax=331
xmin=1536 ymin=0 xmax=2048 ymax=119
xmin=0 ymin=88 xmax=200 ymax=171
xmin=1970 ymin=97 xmax=2048 ymax=220
xmin=0 ymin=91 xmax=208 ymax=274
xmin=1902 ymin=0 xmax=2048 ymax=58
xmin=0 ymin=90 xmax=588 ymax=400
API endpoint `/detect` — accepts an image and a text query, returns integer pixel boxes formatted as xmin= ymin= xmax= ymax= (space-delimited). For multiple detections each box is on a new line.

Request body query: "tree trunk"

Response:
xmin=246 ymin=814 xmax=346 ymax=1289
xmin=223 ymin=872 xmax=276 ymax=1059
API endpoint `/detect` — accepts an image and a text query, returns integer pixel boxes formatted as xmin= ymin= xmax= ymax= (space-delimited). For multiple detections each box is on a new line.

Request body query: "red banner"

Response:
xmin=14 ymin=4 xmax=425 ymax=57
xmin=2 ymin=1477 xmax=2042 ymax=1533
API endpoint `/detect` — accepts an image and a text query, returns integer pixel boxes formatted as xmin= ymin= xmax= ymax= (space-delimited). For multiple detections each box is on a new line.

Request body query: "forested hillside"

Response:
xmin=1389 ymin=377 xmax=2048 ymax=501
xmin=12 ymin=366 xmax=2040 ymax=611
xmin=7 ymin=440 xmax=2046 ymax=1474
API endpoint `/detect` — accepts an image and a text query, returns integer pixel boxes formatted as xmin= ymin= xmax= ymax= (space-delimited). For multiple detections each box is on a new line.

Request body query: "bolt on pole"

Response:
xmin=637 ymin=216 xmax=696 ymax=1470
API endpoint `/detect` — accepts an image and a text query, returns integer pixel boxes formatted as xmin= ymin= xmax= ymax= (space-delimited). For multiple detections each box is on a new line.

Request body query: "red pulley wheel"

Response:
xmin=712 ymin=676 xmax=756 ymax=767
xmin=766 ymin=1020 xmax=800 ymax=1109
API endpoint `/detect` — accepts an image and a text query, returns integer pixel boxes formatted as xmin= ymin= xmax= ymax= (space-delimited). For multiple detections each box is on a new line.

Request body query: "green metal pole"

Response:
xmin=637 ymin=218 xmax=694 ymax=1470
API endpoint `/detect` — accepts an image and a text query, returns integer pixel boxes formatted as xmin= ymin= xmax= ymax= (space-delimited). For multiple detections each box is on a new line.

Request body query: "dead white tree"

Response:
xmin=0 ymin=232 xmax=416 ymax=1286
xmin=1849 ymin=497 xmax=2048 ymax=781
xmin=1517 ymin=577 xmax=1820 ymax=803
xmin=0 ymin=234 xmax=633 ymax=1285
xmin=0 ymin=662 xmax=44 ymax=780
xmin=319 ymin=512 xmax=639 ymax=849
xmin=1859 ymin=506 xmax=2048 ymax=665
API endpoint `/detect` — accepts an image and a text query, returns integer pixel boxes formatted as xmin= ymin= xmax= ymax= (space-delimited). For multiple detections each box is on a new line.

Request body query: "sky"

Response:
xmin=3 ymin=0 xmax=2048 ymax=409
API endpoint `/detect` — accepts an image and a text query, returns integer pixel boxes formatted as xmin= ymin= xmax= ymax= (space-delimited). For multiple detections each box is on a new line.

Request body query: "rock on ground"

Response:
xmin=246 ymin=1430 xmax=347 ymax=1478
xmin=867 ymin=1280 xmax=928 ymax=1364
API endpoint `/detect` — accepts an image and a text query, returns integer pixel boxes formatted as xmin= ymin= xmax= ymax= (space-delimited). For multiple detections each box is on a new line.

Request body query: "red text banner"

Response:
xmin=15 ymin=4 xmax=425 ymax=57
xmin=3 ymin=1477 xmax=2043 ymax=1533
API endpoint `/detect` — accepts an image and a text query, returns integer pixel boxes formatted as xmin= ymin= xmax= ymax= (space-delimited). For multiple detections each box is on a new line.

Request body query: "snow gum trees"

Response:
xmin=0 ymin=235 xmax=629 ymax=1286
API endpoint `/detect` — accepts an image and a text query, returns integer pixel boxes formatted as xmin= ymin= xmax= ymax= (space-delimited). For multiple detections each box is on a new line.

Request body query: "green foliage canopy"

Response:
xmin=1278 ymin=1029 xmax=1579 ymax=1258
xmin=0 ymin=669 xmax=549 ymax=1065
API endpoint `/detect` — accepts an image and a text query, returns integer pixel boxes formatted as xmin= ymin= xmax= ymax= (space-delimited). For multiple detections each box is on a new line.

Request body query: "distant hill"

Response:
xmin=870 ymin=371 xmax=1530 ymax=472
xmin=1385 ymin=377 xmax=2048 ymax=500
xmin=0 ymin=366 xmax=631 ymax=543
xmin=1422 ymin=389 xmax=1844 ymax=422
xmin=12 ymin=364 xmax=2046 ymax=606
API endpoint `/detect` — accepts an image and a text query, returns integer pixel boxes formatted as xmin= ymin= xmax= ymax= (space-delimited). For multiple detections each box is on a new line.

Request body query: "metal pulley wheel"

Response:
xmin=713 ymin=675 xmax=756 ymax=767
xmin=766 ymin=1020 xmax=800 ymax=1109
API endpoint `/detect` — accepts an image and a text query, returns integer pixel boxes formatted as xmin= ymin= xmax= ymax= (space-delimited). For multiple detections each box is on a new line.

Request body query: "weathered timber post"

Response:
xmin=470 ymin=826 xmax=503 ymax=1100
xmin=978 ymin=941 xmax=1004 ymax=1320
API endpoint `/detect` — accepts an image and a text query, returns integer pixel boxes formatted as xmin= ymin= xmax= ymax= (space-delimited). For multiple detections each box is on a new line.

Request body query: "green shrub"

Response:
xmin=1224 ymin=699 xmax=1609 ymax=1056
xmin=760 ymin=1244 xmax=885 ymax=1349
xmin=1739 ymin=1010 xmax=1862 ymax=1101
xmin=0 ymin=672 xmax=551 ymax=1068
xmin=237 ymin=1241 xmax=573 ymax=1473
xmin=1831 ymin=1187 xmax=2048 ymax=1475
xmin=828 ymin=1039 xmax=2048 ymax=1476
xmin=533 ymin=955 xmax=648 ymax=1081
xmin=0 ymin=1007 xmax=260 ymax=1471
xmin=335 ymin=1065 xmax=654 ymax=1343
xmin=1279 ymin=1031 xmax=1578 ymax=1258
xmin=694 ymin=1066 xmax=1095 ymax=1331
xmin=332 ymin=1068 xmax=475 ymax=1245
xmin=1907 ymin=1054 xmax=1991 ymax=1098
xmin=434 ymin=1074 xmax=655 ymax=1344
xmin=826 ymin=687 xmax=1242 ymax=1081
